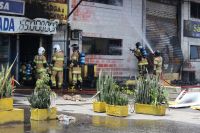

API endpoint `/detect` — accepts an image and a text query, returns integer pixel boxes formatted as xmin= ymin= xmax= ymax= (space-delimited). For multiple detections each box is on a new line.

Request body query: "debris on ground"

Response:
xmin=57 ymin=114 xmax=76 ymax=125
xmin=63 ymin=94 xmax=86 ymax=101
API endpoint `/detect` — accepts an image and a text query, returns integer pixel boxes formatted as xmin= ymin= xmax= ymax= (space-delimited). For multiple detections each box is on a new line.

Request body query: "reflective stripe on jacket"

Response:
xmin=52 ymin=51 xmax=64 ymax=71
xmin=34 ymin=55 xmax=47 ymax=70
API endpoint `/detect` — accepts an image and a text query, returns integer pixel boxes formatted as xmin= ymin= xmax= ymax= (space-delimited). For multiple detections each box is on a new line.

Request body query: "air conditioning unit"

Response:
xmin=71 ymin=30 xmax=82 ymax=40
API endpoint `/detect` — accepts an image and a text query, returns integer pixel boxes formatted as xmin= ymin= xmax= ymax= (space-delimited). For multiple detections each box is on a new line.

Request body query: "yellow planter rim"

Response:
xmin=135 ymin=103 xmax=167 ymax=107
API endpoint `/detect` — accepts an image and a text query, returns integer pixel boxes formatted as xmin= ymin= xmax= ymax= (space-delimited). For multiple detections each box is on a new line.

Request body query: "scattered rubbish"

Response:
xmin=57 ymin=114 xmax=76 ymax=125
xmin=169 ymin=89 xmax=200 ymax=108
xmin=63 ymin=94 xmax=86 ymax=101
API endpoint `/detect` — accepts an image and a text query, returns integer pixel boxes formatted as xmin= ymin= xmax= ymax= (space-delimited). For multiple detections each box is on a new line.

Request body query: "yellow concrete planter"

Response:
xmin=0 ymin=108 xmax=24 ymax=124
xmin=0 ymin=98 xmax=13 ymax=111
xmin=106 ymin=104 xmax=128 ymax=117
xmin=93 ymin=101 xmax=106 ymax=113
xmin=134 ymin=103 xmax=166 ymax=116
xmin=31 ymin=107 xmax=57 ymax=121
xmin=48 ymin=107 xmax=57 ymax=120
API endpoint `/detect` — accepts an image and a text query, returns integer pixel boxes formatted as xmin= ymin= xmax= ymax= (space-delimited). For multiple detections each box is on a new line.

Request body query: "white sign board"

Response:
xmin=0 ymin=15 xmax=59 ymax=34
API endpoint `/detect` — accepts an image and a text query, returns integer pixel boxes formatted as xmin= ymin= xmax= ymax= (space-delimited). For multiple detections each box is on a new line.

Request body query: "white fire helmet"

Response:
xmin=53 ymin=44 xmax=61 ymax=52
xmin=38 ymin=47 xmax=45 ymax=55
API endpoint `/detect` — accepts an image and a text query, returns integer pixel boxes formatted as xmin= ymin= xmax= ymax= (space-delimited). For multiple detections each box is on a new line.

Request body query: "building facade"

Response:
xmin=68 ymin=0 xmax=185 ymax=80
xmin=181 ymin=0 xmax=200 ymax=81
xmin=69 ymin=0 xmax=144 ymax=79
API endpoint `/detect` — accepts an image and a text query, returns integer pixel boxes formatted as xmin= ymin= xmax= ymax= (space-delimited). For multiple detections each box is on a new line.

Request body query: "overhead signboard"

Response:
xmin=184 ymin=20 xmax=200 ymax=38
xmin=0 ymin=0 xmax=25 ymax=15
xmin=44 ymin=2 xmax=67 ymax=20
xmin=0 ymin=15 xmax=59 ymax=35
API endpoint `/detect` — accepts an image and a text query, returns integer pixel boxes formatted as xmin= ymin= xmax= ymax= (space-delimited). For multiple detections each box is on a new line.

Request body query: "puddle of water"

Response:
xmin=1 ymin=106 xmax=200 ymax=133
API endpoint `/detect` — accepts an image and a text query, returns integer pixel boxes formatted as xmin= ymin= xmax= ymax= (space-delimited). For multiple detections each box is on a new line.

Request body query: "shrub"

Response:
xmin=28 ymin=72 xmax=56 ymax=109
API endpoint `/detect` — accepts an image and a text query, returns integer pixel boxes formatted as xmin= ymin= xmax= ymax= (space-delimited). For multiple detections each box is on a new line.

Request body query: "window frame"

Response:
xmin=84 ymin=0 xmax=123 ymax=6
xmin=190 ymin=45 xmax=200 ymax=60
xmin=190 ymin=1 xmax=200 ymax=19
xmin=82 ymin=37 xmax=123 ymax=56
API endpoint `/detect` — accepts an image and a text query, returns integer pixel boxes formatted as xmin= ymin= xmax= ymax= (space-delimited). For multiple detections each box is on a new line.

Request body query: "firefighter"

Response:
xmin=131 ymin=42 xmax=148 ymax=76
xmin=153 ymin=50 xmax=163 ymax=78
xmin=70 ymin=44 xmax=82 ymax=89
xmin=51 ymin=44 xmax=64 ymax=89
xmin=33 ymin=47 xmax=47 ymax=79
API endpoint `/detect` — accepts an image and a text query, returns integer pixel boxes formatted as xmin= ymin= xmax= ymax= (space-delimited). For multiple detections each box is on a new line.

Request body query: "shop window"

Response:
xmin=191 ymin=2 xmax=200 ymax=19
xmin=85 ymin=0 xmax=123 ymax=6
xmin=190 ymin=45 xmax=200 ymax=59
xmin=82 ymin=37 xmax=122 ymax=55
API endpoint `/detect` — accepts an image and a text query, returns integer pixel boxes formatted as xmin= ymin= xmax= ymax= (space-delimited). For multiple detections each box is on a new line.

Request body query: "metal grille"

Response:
xmin=146 ymin=0 xmax=183 ymax=73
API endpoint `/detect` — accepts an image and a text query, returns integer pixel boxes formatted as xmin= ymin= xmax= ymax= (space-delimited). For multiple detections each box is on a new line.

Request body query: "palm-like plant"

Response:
xmin=0 ymin=57 xmax=18 ymax=98
xmin=96 ymin=70 xmax=114 ymax=102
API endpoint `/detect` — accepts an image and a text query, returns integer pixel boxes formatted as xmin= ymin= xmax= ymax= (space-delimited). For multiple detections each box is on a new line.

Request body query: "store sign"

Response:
xmin=184 ymin=20 xmax=200 ymax=38
xmin=44 ymin=2 xmax=67 ymax=20
xmin=0 ymin=15 xmax=59 ymax=34
xmin=0 ymin=0 xmax=25 ymax=15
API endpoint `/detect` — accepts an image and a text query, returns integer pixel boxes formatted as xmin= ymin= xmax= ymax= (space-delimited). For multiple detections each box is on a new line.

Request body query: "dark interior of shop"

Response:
xmin=19 ymin=35 xmax=52 ymax=86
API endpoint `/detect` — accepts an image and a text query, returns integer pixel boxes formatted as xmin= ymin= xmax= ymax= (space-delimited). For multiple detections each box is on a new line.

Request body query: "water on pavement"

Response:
xmin=1 ymin=107 xmax=200 ymax=133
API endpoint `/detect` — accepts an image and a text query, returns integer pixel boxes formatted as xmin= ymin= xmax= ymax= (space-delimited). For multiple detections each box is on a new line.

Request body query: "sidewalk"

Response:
xmin=14 ymin=94 xmax=200 ymax=125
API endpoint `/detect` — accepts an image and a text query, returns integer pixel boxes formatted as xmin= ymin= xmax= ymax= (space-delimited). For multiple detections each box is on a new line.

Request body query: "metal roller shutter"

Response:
xmin=146 ymin=0 xmax=183 ymax=73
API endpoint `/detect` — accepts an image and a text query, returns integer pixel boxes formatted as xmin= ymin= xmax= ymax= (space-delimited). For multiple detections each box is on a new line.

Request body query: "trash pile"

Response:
xmin=63 ymin=94 xmax=86 ymax=102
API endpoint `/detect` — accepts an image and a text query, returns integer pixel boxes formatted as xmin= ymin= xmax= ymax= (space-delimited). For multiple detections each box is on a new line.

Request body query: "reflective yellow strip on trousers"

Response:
xmin=37 ymin=68 xmax=46 ymax=73
xmin=55 ymin=58 xmax=64 ymax=61
xmin=35 ymin=61 xmax=43 ymax=64
xmin=53 ymin=67 xmax=63 ymax=71
xmin=35 ymin=61 xmax=46 ymax=64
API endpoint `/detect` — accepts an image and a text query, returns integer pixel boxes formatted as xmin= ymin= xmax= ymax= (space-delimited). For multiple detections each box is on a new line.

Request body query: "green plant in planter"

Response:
xmin=135 ymin=75 xmax=168 ymax=105
xmin=96 ymin=70 xmax=114 ymax=102
xmin=28 ymin=72 xmax=56 ymax=109
xmin=104 ymin=84 xmax=129 ymax=106
xmin=0 ymin=58 xmax=18 ymax=98
xmin=28 ymin=88 xmax=51 ymax=109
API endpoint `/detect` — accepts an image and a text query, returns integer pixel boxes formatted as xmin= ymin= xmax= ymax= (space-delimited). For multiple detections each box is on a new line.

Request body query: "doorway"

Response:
xmin=18 ymin=34 xmax=52 ymax=86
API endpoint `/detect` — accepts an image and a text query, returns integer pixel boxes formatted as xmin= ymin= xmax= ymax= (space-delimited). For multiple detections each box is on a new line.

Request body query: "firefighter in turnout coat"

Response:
xmin=34 ymin=47 xmax=47 ymax=79
xmin=131 ymin=42 xmax=148 ymax=76
xmin=153 ymin=50 xmax=163 ymax=78
xmin=70 ymin=44 xmax=82 ymax=89
xmin=51 ymin=44 xmax=64 ymax=89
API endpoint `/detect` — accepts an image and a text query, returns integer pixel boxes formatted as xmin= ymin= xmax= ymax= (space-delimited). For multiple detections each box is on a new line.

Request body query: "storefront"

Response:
xmin=0 ymin=0 xmax=69 ymax=87
xmin=0 ymin=14 xmax=59 ymax=85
